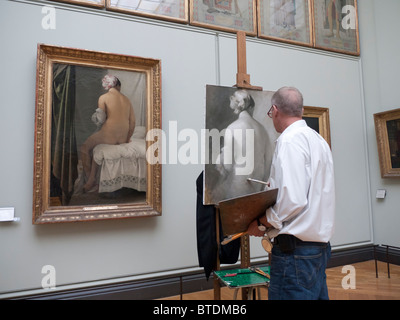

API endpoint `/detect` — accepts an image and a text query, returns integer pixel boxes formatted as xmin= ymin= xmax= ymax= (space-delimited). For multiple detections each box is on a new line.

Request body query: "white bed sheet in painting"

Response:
xmin=92 ymin=127 xmax=147 ymax=193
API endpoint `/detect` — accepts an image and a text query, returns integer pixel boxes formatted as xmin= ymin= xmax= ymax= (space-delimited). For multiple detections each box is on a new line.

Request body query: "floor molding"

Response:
xmin=7 ymin=244 xmax=399 ymax=300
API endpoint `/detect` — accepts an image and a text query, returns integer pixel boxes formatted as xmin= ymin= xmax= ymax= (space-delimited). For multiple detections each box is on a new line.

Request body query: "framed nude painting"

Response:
xmin=374 ymin=108 xmax=400 ymax=178
xmin=303 ymin=106 xmax=331 ymax=147
xmin=190 ymin=0 xmax=257 ymax=35
xmin=258 ymin=0 xmax=313 ymax=47
xmin=33 ymin=44 xmax=162 ymax=224
xmin=106 ymin=0 xmax=189 ymax=23
xmin=312 ymin=0 xmax=360 ymax=55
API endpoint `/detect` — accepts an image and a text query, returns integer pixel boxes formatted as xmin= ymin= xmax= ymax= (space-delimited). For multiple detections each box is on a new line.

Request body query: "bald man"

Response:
xmin=247 ymin=87 xmax=335 ymax=300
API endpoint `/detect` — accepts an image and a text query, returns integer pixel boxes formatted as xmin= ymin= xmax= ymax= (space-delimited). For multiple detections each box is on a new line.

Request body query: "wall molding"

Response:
xmin=4 ymin=244 xmax=398 ymax=300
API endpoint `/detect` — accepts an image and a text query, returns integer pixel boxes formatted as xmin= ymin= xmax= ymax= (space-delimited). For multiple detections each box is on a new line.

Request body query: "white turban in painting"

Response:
xmin=102 ymin=74 xmax=119 ymax=90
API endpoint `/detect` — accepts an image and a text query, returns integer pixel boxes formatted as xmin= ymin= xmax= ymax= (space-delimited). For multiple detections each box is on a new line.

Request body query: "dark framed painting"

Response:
xmin=303 ymin=106 xmax=331 ymax=147
xmin=33 ymin=44 xmax=162 ymax=224
xmin=312 ymin=0 xmax=360 ymax=55
xmin=374 ymin=108 xmax=400 ymax=178
xmin=190 ymin=0 xmax=257 ymax=35
xmin=106 ymin=0 xmax=188 ymax=23
xmin=258 ymin=0 xmax=313 ymax=47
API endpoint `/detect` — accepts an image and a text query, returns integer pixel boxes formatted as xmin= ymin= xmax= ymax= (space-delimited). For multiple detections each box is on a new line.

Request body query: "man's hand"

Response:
xmin=247 ymin=219 xmax=265 ymax=237
xmin=247 ymin=215 xmax=272 ymax=237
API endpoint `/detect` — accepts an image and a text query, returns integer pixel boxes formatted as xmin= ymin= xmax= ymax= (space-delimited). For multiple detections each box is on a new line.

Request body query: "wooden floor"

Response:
xmin=161 ymin=260 xmax=400 ymax=300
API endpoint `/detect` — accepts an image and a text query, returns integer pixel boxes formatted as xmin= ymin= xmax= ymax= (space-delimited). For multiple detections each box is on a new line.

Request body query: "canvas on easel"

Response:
xmin=203 ymin=86 xmax=279 ymax=205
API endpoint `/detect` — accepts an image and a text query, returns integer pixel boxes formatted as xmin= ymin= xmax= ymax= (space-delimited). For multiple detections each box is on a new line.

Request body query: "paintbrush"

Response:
xmin=221 ymin=232 xmax=248 ymax=245
xmin=249 ymin=267 xmax=270 ymax=279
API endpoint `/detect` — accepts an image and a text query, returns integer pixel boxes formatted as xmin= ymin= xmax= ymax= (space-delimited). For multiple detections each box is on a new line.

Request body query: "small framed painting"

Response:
xmin=258 ymin=0 xmax=313 ymax=47
xmin=303 ymin=106 xmax=331 ymax=147
xmin=374 ymin=108 xmax=400 ymax=178
xmin=190 ymin=0 xmax=257 ymax=35
xmin=312 ymin=0 xmax=360 ymax=55
xmin=49 ymin=0 xmax=105 ymax=8
xmin=106 ymin=0 xmax=188 ymax=23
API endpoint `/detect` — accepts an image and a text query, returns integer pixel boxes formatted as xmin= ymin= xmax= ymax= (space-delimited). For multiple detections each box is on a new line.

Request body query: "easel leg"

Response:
xmin=240 ymin=234 xmax=250 ymax=300
xmin=214 ymin=207 xmax=221 ymax=300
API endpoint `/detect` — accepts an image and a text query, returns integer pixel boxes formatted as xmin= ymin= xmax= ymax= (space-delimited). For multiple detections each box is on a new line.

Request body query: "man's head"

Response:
xmin=102 ymin=74 xmax=121 ymax=91
xmin=271 ymin=87 xmax=303 ymax=117
xmin=230 ymin=90 xmax=255 ymax=115
xmin=269 ymin=87 xmax=304 ymax=133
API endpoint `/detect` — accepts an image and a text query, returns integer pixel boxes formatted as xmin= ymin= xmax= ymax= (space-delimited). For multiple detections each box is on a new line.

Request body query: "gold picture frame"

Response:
xmin=257 ymin=0 xmax=313 ymax=47
xmin=303 ymin=106 xmax=331 ymax=147
xmin=106 ymin=0 xmax=189 ymax=24
xmin=33 ymin=44 xmax=162 ymax=224
xmin=374 ymin=108 xmax=400 ymax=178
xmin=190 ymin=0 xmax=257 ymax=35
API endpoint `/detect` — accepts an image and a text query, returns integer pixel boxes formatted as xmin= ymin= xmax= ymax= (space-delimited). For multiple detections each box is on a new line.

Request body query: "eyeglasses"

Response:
xmin=267 ymin=105 xmax=275 ymax=118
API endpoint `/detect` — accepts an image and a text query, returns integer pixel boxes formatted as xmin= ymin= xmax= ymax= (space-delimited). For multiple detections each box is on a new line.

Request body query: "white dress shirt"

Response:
xmin=266 ymin=120 xmax=335 ymax=243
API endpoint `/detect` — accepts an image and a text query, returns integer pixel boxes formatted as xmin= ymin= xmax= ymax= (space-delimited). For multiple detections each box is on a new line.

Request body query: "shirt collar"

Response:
xmin=283 ymin=119 xmax=307 ymax=133
xmin=276 ymin=119 xmax=307 ymax=142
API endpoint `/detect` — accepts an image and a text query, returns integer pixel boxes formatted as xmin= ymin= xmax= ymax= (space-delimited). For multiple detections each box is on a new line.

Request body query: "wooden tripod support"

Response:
xmin=234 ymin=31 xmax=263 ymax=91
xmin=213 ymin=207 xmax=252 ymax=300
xmin=234 ymin=31 xmax=260 ymax=281
xmin=213 ymin=32 xmax=264 ymax=300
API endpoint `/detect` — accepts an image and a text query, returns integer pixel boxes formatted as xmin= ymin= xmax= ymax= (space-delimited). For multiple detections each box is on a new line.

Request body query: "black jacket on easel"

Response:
xmin=196 ymin=172 xmax=240 ymax=280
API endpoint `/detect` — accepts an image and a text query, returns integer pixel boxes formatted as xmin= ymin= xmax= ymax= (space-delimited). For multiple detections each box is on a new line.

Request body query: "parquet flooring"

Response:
xmin=161 ymin=260 xmax=400 ymax=300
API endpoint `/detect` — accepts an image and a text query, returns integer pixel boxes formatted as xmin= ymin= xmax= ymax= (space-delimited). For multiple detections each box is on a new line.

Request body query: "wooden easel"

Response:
xmin=214 ymin=31 xmax=263 ymax=300
xmin=234 ymin=31 xmax=263 ymax=91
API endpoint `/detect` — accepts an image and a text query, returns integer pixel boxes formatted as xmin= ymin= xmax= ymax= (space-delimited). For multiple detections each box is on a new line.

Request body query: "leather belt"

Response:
xmin=274 ymin=234 xmax=327 ymax=253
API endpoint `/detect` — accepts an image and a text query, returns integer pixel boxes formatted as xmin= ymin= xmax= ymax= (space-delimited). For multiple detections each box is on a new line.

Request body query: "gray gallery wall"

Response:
xmin=0 ymin=0 xmax=399 ymax=297
xmin=359 ymin=0 xmax=400 ymax=246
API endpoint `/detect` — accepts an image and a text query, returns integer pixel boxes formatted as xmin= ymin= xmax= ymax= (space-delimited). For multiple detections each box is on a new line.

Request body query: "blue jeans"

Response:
xmin=268 ymin=242 xmax=331 ymax=300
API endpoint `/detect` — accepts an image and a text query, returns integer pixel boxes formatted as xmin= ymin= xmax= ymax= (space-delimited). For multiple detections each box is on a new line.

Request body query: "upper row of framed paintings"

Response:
xmin=51 ymin=0 xmax=360 ymax=56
